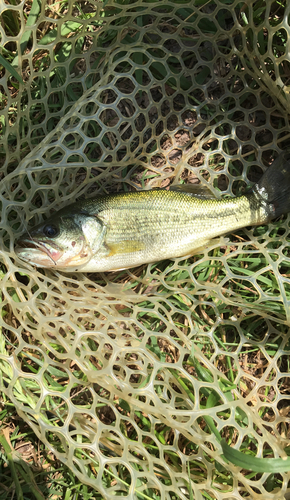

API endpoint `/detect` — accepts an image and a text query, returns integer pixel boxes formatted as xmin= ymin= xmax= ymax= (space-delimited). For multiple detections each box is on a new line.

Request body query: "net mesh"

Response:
xmin=1 ymin=0 xmax=290 ymax=498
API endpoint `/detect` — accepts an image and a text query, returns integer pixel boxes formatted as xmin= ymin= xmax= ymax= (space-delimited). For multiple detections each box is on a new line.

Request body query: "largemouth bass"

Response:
xmin=15 ymin=153 xmax=290 ymax=272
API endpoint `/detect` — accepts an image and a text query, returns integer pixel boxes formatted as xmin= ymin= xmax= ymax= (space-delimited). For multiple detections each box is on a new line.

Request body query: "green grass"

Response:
xmin=1 ymin=281 xmax=289 ymax=498
xmin=0 ymin=425 xmax=106 ymax=499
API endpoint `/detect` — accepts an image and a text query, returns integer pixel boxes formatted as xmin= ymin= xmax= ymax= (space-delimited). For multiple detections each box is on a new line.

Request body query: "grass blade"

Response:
xmin=18 ymin=0 xmax=42 ymax=60
xmin=0 ymin=431 xmax=24 ymax=500
xmin=221 ymin=439 xmax=290 ymax=473
xmin=0 ymin=54 xmax=23 ymax=84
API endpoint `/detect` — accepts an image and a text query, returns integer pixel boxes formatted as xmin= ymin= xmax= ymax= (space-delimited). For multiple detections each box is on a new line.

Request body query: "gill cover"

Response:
xmin=76 ymin=213 xmax=107 ymax=257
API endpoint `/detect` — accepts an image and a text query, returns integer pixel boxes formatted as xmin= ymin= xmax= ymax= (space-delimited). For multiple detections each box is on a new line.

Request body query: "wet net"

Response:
xmin=0 ymin=0 xmax=290 ymax=498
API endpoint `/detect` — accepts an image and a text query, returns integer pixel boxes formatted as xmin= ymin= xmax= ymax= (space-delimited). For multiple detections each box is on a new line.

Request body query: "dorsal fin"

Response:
xmin=170 ymin=183 xmax=217 ymax=199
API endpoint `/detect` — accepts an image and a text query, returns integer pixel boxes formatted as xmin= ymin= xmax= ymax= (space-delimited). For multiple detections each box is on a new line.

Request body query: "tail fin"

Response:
xmin=254 ymin=152 xmax=290 ymax=218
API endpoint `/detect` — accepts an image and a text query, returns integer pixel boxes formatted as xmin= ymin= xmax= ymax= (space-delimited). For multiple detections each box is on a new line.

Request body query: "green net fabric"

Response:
xmin=1 ymin=1 xmax=290 ymax=498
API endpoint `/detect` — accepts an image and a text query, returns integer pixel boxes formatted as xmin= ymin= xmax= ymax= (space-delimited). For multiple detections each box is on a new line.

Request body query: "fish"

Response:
xmin=15 ymin=152 xmax=290 ymax=272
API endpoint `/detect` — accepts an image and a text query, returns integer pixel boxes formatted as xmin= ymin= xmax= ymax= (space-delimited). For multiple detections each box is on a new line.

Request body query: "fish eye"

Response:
xmin=43 ymin=224 xmax=59 ymax=238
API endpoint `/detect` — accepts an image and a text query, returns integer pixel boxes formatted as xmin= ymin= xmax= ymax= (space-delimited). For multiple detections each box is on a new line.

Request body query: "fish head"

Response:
xmin=15 ymin=209 xmax=104 ymax=269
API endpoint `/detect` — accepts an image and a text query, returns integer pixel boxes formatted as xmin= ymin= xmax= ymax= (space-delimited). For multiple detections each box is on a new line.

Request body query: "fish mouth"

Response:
xmin=17 ymin=240 xmax=43 ymax=250
xmin=15 ymin=239 xmax=63 ymax=266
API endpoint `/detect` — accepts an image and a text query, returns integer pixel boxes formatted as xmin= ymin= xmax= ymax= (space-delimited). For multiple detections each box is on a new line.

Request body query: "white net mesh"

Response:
xmin=1 ymin=0 xmax=290 ymax=498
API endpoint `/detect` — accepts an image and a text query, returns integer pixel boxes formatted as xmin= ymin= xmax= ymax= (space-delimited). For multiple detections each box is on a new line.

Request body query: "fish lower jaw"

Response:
xmin=16 ymin=248 xmax=59 ymax=268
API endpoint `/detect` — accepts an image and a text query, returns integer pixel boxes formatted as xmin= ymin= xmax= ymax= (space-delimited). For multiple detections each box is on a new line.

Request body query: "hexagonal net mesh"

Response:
xmin=0 ymin=0 xmax=290 ymax=498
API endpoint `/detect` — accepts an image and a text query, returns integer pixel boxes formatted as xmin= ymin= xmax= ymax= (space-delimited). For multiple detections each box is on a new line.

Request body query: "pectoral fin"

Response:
xmin=107 ymin=239 xmax=145 ymax=256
